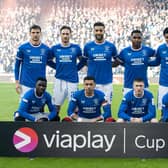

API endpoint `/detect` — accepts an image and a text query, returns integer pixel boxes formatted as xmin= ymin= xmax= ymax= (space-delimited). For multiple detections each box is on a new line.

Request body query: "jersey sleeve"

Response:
xmin=118 ymin=96 xmax=131 ymax=121
xmin=67 ymin=93 xmax=78 ymax=116
xmin=18 ymin=95 xmax=36 ymax=121
xmin=47 ymin=47 xmax=56 ymax=69
xmin=14 ymin=47 xmax=23 ymax=80
xmin=142 ymin=94 xmax=156 ymax=122
xmin=45 ymin=93 xmax=57 ymax=120
xmin=161 ymin=94 xmax=168 ymax=122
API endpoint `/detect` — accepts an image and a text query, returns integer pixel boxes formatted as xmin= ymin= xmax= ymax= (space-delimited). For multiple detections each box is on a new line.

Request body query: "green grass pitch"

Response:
xmin=0 ymin=83 xmax=167 ymax=168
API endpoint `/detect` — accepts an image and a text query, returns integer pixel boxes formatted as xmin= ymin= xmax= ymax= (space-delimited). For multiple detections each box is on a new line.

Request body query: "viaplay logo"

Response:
xmin=13 ymin=127 xmax=38 ymax=153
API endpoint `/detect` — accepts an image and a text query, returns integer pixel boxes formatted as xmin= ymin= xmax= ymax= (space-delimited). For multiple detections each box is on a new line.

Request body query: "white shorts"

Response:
xmin=20 ymin=85 xmax=32 ymax=98
xmin=52 ymin=78 xmax=78 ymax=105
xmin=77 ymin=116 xmax=103 ymax=122
xmin=158 ymin=85 xmax=168 ymax=110
xmin=14 ymin=112 xmax=48 ymax=121
xmin=123 ymin=87 xmax=149 ymax=96
xmin=96 ymin=83 xmax=113 ymax=104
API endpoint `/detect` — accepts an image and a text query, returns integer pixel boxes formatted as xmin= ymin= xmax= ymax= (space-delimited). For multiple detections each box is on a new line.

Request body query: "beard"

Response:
xmin=95 ymin=34 xmax=104 ymax=42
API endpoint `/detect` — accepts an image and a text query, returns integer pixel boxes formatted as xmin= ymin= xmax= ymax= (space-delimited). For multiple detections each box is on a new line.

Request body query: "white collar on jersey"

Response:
xmin=131 ymin=45 xmax=142 ymax=51
xmin=29 ymin=41 xmax=42 ymax=47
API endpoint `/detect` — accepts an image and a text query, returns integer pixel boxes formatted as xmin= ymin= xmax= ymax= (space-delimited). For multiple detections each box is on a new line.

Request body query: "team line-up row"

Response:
xmin=13 ymin=22 xmax=168 ymax=123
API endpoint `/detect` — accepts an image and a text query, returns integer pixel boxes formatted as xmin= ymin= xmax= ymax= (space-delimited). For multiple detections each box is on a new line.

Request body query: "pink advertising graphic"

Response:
xmin=13 ymin=127 xmax=38 ymax=153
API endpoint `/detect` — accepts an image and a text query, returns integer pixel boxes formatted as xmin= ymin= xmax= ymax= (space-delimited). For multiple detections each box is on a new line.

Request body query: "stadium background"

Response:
xmin=0 ymin=0 xmax=166 ymax=83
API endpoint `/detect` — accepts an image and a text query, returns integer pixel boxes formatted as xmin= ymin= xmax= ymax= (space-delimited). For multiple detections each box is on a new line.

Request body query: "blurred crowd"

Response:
xmin=0 ymin=0 xmax=167 ymax=75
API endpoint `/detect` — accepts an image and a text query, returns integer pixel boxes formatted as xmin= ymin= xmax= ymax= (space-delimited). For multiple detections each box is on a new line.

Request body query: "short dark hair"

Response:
xmin=29 ymin=24 xmax=41 ymax=32
xmin=60 ymin=25 xmax=72 ymax=33
xmin=163 ymin=27 xmax=168 ymax=35
xmin=36 ymin=77 xmax=47 ymax=83
xmin=93 ymin=22 xmax=105 ymax=28
xmin=131 ymin=30 xmax=142 ymax=36
xmin=133 ymin=78 xmax=144 ymax=83
xmin=83 ymin=76 xmax=95 ymax=82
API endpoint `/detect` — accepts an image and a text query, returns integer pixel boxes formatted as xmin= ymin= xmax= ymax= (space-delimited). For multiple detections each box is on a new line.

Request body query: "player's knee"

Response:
xmin=150 ymin=118 xmax=158 ymax=123
xmin=14 ymin=111 xmax=25 ymax=121
xmin=117 ymin=118 xmax=124 ymax=123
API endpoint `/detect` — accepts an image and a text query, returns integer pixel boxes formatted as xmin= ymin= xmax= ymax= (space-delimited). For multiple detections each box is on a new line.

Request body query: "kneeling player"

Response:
xmin=117 ymin=78 xmax=158 ymax=123
xmin=63 ymin=76 xmax=115 ymax=122
xmin=14 ymin=77 xmax=58 ymax=122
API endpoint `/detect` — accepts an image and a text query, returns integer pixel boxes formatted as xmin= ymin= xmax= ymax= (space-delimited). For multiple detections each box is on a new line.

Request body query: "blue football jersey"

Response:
xmin=84 ymin=40 xmax=117 ymax=84
xmin=118 ymin=45 xmax=155 ymax=88
xmin=14 ymin=42 xmax=52 ymax=88
xmin=155 ymin=43 xmax=168 ymax=86
xmin=118 ymin=90 xmax=156 ymax=122
xmin=161 ymin=93 xmax=168 ymax=121
xmin=51 ymin=43 xmax=82 ymax=83
xmin=18 ymin=89 xmax=56 ymax=121
xmin=68 ymin=89 xmax=111 ymax=119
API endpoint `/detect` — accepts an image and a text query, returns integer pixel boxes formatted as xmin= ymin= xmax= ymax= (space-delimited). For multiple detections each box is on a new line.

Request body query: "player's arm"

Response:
xmin=142 ymin=97 xmax=156 ymax=122
xmin=18 ymin=98 xmax=36 ymax=121
xmin=67 ymin=97 xmax=78 ymax=120
xmin=160 ymin=95 xmax=168 ymax=122
xmin=77 ymin=56 xmax=87 ymax=70
xmin=46 ymin=94 xmax=57 ymax=121
xmin=112 ymin=57 xmax=120 ymax=67
xmin=14 ymin=48 xmax=23 ymax=94
xmin=102 ymin=100 xmax=111 ymax=120
xmin=118 ymin=97 xmax=131 ymax=121
xmin=111 ymin=45 xmax=120 ymax=67
xmin=114 ymin=50 xmax=125 ymax=66
xmin=148 ymin=48 xmax=160 ymax=66
xmin=47 ymin=48 xmax=56 ymax=69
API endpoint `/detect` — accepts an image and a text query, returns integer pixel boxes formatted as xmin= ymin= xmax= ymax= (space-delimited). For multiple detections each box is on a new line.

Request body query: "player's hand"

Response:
xmin=130 ymin=117 xmax=142 ymax=123
xmin=36 ymin=117 xmax=48 ymax=122
xmin=71 ymin=113 xmax=78 ymax=121
xmin=92 ymin=116 xmax=104 ymax=122
xmin=15 ymin=82 xmax=21 ymax=94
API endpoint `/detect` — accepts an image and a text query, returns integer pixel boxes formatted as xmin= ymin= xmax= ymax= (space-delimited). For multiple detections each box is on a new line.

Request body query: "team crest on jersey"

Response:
xmin=71 ymin=47 xmax=76 ymax=53
xmin=93 ymin=98 xmax=99 ymax=105
xmin=127 ymin=52 xmax=132 ymax=56
xmin=162 ymin=50 xmax=167 ymax=54
xmin=42 ymin=98 xmax=46 ymax=104
xmin=91 ymin=48 xmax=95 ymax=51
xmin=26 ymin=49 xmax=31 ymax=53
xmin=40 ymin=49 xmax=46 ymax=55
xmin=105 ymin=46 xmax=110 ymax=51
xmin=81 ymin=100 xmax=85 ymax=104
xmin=142 ymin=50 xmax=147 ymax=56
xmin=32 ymin=100 xmax=36 ymax=104
xmin=142 ymin=98 xmax=147 ymax=106
xmin=57 ymin=49 xmax=61 ymax=52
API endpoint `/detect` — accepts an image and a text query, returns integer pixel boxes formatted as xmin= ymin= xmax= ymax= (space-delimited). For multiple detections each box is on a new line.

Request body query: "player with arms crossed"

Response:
xmin=81 ymin=22 xmax=118 ymax=108
xmin=64 ymin=76 xmax=114 ymax=122
xmin=14 ymin=24 xmax=54 ymax=98
xmin=51 ymin=25 xmax=82 ymax=117
xmin=117 ymin=78 xmax=158 ymax=123
xmin=14 ymin=77 xmax=57 ymax=122
xmin=116 ymin=30 xmax=156 ymax=95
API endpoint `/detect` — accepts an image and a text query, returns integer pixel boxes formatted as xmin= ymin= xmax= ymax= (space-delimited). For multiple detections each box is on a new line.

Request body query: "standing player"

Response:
xmin=117 ymin=78 xmax=157 ymax=123
xmin=14 ymin=77 xmax=57 ymax=122
xmin=82 ymin=22 xmax=118 ymax=107
xmin=152 ymin=28 xmax=168 ymax=110
xmin=116 ymin=30 xmax=156 ymax=95
xmin=14 ymin=24 xmax=54 ymax=98
xmin=51 ymin=26 xmax=82 ymax=117
xmin=66 ymin=76 xmax=113 ymax=122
